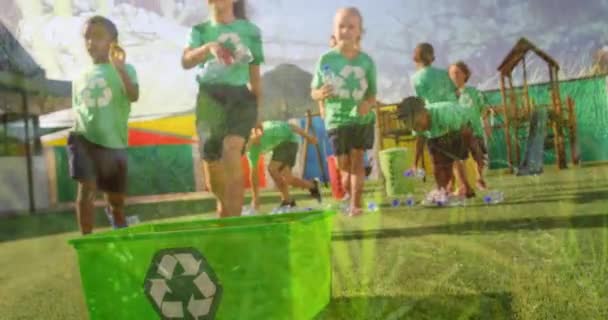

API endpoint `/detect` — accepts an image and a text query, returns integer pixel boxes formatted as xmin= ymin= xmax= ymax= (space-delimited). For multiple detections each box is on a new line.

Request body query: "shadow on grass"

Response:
xmin=333 ymin=213 xmax=608 ymax=241
xmin=0 ymin=193 xmax=303 ymax=243
xmin=314 ymin=292 xmax=513 ymax=320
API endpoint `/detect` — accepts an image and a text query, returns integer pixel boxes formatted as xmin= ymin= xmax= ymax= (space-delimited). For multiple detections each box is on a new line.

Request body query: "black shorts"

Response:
xmin=328 ymin=124 xmax=371 ymax=156
xmin=271 ymin=142 xmax=299 ymax=169
xmin=66 ymin=132 xmax=128 ymax=193
xmin=196 ymin=84 xmax=258 ymax=161
xmin=361 ymin=123 xmax=375 ymax=150
xmin=427 ymin=130 xmax=471 ymax=169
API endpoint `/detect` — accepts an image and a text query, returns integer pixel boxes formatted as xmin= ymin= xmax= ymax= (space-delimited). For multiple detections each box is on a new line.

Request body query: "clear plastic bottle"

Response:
xmin=403 ymin=193 xmax=416 ymax=207
xmin=233 ymin=46 xmax=254 ymax=64
xmin=242 ymin=205 xmax=256 ymax=216
xmin=483 ymin=190 xmax=505 ymax=205
xmin=404 ymin=168 xmax=426 ymax=179
xmin=322 ymin=65 xmax=337 ymax=94
xmin=367 ymin=201 xmax=379 ymax=212
xmin=126 ymin=215 xmax=140 ymax=226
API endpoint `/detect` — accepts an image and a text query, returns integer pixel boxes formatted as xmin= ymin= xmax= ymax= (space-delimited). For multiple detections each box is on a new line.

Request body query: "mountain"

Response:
xmin=260 ymin=64 xmax=316 ymax=120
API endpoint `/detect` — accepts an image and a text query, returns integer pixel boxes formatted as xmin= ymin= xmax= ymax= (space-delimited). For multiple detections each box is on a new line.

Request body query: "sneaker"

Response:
xmin=309 ymin=178 xmax=323 ymax=203
xmin=275 ymin=199 xmax=296 ymax=211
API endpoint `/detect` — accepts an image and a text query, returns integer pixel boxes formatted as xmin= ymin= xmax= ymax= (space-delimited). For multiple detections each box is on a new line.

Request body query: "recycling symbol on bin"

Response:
xmin=144 ymin=248 xmax=222 ymax=319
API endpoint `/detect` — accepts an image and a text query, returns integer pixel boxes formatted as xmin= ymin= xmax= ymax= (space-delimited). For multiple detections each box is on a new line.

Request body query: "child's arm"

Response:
xmin=182 ymin=42 xmax=233 ymax=69
xmin=250 ymin=165 xmax=260 ymax=209
xmin=249 ymin=65 xmax=262 ymax=114
xmin=110 ymin=45 xmax=139 ymax=102
xmin=358 ymin=96 xmax=377 ymax=116
xmin=311 ymin=85 xmax=333 ymax=101
xmin=318 ymin=101 xmax=326 ymax=119
xmin=289 ymin=124 xmax=318 ymax=145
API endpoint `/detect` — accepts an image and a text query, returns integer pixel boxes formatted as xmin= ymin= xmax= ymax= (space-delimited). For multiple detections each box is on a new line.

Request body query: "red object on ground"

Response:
xmin=242 ymin=156 xmax=266 ymax=189
xmin=327 ymin=155 xmax=345 ymax=200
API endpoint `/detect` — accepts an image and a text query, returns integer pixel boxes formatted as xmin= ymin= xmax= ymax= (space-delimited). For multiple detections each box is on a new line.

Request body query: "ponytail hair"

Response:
xmin=233 ymin=0 xmax=247 ymax=19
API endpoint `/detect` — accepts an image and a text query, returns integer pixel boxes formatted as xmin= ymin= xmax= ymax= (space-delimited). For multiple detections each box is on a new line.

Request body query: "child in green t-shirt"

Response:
xmin=247 ymin=121 xmax=322 ymax=211
xmin=310 ymin=7 xmax=377 ymax=216
xmin=68 ymin=16 xmax=139 ymax=235
xmin=449 ymin=61 xmax=491 ymax=190
xmin=182 ymin=0 xmax=264 ymax=218
xmin=411 ymin=43 xmax=458 ymax=104
xmin=398 ymin=97 xmax=474 ymax=201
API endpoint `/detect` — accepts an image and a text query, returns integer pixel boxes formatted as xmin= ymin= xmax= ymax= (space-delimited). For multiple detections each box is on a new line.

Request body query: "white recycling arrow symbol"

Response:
xmin=333 ymin=65 xmax=368 ymax=101
xmin=82 ymin=77 xmax=112 ymax=108
xmin=145 ymin=249 xmax=222 ymax=319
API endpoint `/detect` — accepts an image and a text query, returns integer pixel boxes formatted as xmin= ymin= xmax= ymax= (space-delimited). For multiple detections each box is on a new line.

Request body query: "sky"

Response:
xmin=1 ymin=0 xmax=607 ymax=126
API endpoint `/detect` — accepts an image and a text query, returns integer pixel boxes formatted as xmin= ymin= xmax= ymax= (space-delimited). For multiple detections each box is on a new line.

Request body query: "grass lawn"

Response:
xmin=1 ymin=165 xmax=607 ymax=319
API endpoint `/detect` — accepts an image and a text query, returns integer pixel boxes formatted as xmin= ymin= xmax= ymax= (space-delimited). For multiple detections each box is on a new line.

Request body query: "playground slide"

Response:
xmin=517 ymin=108 xmax=548 ymax=176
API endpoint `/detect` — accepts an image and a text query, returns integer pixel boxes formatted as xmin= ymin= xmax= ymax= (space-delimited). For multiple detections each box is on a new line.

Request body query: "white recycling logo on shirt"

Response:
xmin=333 ymin=65 xmax=368 ymax=101
xmin=82 ymin=76 xmax=112 ymax=108
xmin=460 ymin=92 xmax=474 ymax=108
xmin=144 ymin=248 xmax=222 ymax=319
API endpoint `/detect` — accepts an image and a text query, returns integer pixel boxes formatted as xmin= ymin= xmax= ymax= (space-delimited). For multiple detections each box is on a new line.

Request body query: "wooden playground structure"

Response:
xmin=496 ymin=37 xmax=579 ymax=171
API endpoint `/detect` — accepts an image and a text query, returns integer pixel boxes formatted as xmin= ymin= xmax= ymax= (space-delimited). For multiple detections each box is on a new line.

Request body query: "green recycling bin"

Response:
xmin=69 ymin=210 xmax=335 ymax=320
xmin=379 ymin=147 xmax=415 ymax=197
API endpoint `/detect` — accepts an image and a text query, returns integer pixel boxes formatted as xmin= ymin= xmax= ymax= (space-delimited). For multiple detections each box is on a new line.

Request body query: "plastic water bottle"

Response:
xmin=403 ymin=194 xmax=416 ymax=207
xmin=322 ymin=65 xmax=337 ymax=92
xmin=404 ymin=168 xmax=426 ymax=179
xmin=104 ymin=206 xmax=115 ymax=226
xmin=233 ymin=46 xmax=254 ymax=65
xmin=126 ymin=215 xmax=140 ymax=226
xmin=242 ymin=206 xmax=256 ymax=216
xmin=483 ymin=190 xmax=504 ymax=205
xmin=367 ymin=201 xmax=379 ymax=212
xmin=199 ymin=59 xmax=226 ymax=81
xmin=390 ymin=199 xmax=401 ymax=208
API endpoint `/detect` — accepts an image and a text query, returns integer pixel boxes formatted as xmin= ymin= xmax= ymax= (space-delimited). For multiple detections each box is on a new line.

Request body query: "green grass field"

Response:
xmin=1 ymin=165 xmax=608 ymax=319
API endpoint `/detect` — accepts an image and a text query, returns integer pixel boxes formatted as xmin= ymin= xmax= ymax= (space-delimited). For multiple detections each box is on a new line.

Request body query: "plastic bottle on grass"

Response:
xmin=403 ymin=194 xmax=416 ymax=207
xmin=126 ymin=215 xmax=140 ymax=226
xmin=483 ymin=190 xmax=504 ymax=205
xmin=404 ymin=168 xmax=426 ymax=180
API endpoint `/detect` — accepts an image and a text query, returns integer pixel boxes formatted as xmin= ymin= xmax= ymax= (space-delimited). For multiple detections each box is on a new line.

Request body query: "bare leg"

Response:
xmin=203 ymin=160 xmax=225 ymax=216
xmin=268 ymin=161 xmax=290 ymax=202
xmin=76 ymin=180 xmax=97 ymax=235
xmin=349 ymin=149 xmax=366 ymax=211
xmin=221 ymin=135 xmax=246 ymax=217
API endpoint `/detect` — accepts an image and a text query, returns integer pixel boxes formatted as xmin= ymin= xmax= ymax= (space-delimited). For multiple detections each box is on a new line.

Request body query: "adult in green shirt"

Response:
xmin=247 ymin=121 xmax=322 ymax=211
xmin=68 ymin=16 xmax=139 ymax=235
xmin=449 ymin=61 xmax=491 ymax=190
xmin=182 ymin=0 xmax=263 ymax=218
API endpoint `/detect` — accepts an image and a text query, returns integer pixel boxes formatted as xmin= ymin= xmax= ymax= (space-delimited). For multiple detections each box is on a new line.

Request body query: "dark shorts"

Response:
xmin=196 ymin=84 xmax=258 ymax=161
xmin=361 ymin=123 xmax=375 ymax=150
xmin=328 ymin=124 xmax=373 ymax=156
xmin=67 ymin=132 xmax=128 ymax=193
xmin=271 ymin=142 xmax=299 ymax=169
xmin=427 ymin=129 xmax=471 ymax=169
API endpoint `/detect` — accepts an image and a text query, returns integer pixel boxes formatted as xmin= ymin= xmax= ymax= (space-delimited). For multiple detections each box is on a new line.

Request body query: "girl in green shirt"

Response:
xmin=182 ymin=0 xmax=264 ymax=218
xmin=311 ymin=7 xmax=377 ymax=217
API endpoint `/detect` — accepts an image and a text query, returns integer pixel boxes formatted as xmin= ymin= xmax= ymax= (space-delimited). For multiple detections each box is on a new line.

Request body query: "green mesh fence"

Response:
xmin=482 ymin=75 xmax=608 ymax=169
